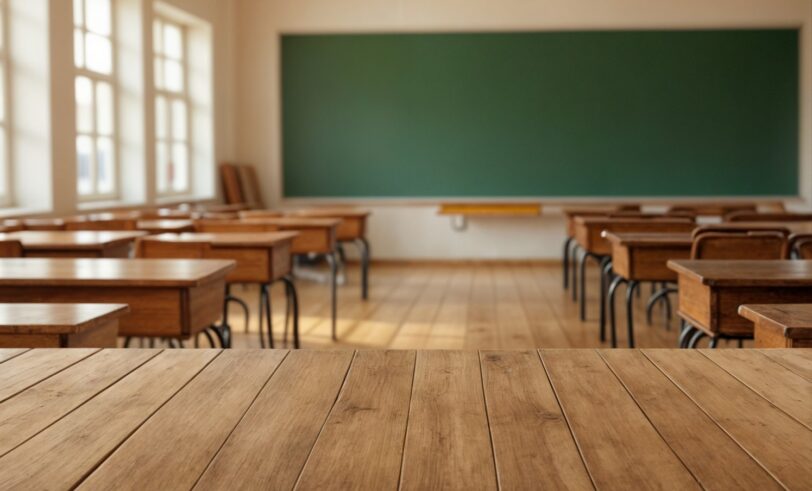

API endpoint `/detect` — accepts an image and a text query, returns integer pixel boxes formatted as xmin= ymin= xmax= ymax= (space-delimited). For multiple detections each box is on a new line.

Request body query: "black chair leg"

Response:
xmin=599 ymin=257 xmax=612 ymax=342
xmin=356 ymin=237 xmax=371 ymax=300
xmin=607 ymin=275 xmax=626 ymax=348
xmin=282 ymin=275 xmax=300 ymax=349
xmin=325 ymin=252 xmax=338 ymax=340
xmin=563 ymin=236 xmax=573 ymax=290
xmin=625 ymin=280 xmax=639 ymax=348
xmin=571 ymin=245 xmax=580 ymax=302
xmin=709 ymin=337 xmax=719 ymax=349
xmin=687 ymin=329 xmax=706 ymax=348
xmin=259 ymin=284 xmax=274 ymax=349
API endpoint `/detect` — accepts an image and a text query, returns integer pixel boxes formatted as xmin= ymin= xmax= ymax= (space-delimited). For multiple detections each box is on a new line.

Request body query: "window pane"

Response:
xmin=0 ymin=130 xmax=6 ymax=196
xmin=96 ymin=137 xmax=115 ymax=194
xmin=85 ymin=0 xmax=111 ymax=36
xmin=75 ymin=76 xmax=94 ymax=133
xmin=154 ymin=58 xmax=164 ymax=90
xmin=156 ymin=142 xmax=169 ymax=193
xmin=164 ymin=59 xmax=183 ymax=92
xmin=95 ymin=81 xmax=113 ymax=136
xmin=73 ymin=0 xmax=83 ymax=27
xmin=76 ymin=136 xmax=94 ymax=195
xmin=153 ymin=20 xmax=163 ymax=55
xmin=0 ymin=65 xmax=5 ymax=123
xmin=85 ymin=33 xmax=112 ymax=74
xmin=74 ymin=30 xmax=85 ymax=68
xmin=171 ymin=143 xmax=188 ymax=192
xmin=171 ymin=100 xmax=187 ymax=141
xmin=155 ymin=96 xmax=167 ymax=139
xmin=163 ymin=23 xmax=182 ymax=60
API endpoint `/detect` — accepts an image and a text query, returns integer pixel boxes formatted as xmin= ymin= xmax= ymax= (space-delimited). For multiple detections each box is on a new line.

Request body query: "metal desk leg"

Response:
xmin=563 ymin=236 xmax=573 ymax=289
xmin=599 ymin=257 xmax=613 ymax=342
xmin=625 ymin=280 xmax=640 ymax=348
xmin=607 ymin=275 xmax=626 ymax=348
xmin=258 ymin=283 xmax=274 ymax=349
xmin=282 ymin=275 xmax=300 ymax=349
xmin=325 ymin=252 xmax=338 ymax=340
xmin=355 ymin=237 xmax=371 ymax=300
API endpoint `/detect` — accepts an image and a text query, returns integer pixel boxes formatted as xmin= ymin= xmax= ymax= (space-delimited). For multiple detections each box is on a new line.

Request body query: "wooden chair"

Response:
xmin=0 ymin=240 xmax=23 ymax=257
xmin=136 ymin=238 xmax=241 ymax=348
xmin=691 ymin=232 xmax=788 ymax=260
xmin=789 ymin=234 xmax=812 ymax=259
xmin=724 ymin=211 xmax=812 ymax=222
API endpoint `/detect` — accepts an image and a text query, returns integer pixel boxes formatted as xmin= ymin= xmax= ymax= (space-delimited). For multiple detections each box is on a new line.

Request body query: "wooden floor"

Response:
xmin=225 ymin=261 xmax=724 ymax=350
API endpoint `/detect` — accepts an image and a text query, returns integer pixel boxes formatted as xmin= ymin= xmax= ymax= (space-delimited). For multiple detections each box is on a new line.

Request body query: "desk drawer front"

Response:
xmin=207 ymin=248 xmax=271 ymax=284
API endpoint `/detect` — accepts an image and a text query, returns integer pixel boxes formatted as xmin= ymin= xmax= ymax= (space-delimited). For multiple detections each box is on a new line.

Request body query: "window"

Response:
xmin=74 ymin=0 xmax=117 ymax=200
xmin=153 ymin=16 xmax=190 ymax=196
xmin=0 ymin=0 xmax=10 ymax=206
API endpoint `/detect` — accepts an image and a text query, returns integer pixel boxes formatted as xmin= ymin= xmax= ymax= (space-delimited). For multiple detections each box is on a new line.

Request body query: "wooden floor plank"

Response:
xmin=601 ymin=350 xmax=782 ymax=490
xmin=759 ymin=349 xmax=812 ymax=382
xmin=193 ymin=350 xmax=354 ymax=489
xmin=389 ymin=269 xmax=450 ymax=349
xmin=426 ymin=266 xmax=471 ymax=349
xmin=0 ymin=350 xmax=218 ymax=489
xmin=399 ymin=350 xmax=497 ymax=490
xmin=702 ymin=349 xmax=812 ymax=428
xmin=0 ymin=348 xmax=99 ymax=403
xmin=540 ymin=349 xmax=699 ymax=490
xmin=644 ymin=349 xmax=812 ymax=490
xmin=295 ymin=350 xmax=416 ymax=490
xmin=0 ymin=349 xmax=28 ymax=364
xmin=511 ymin=264 xmax=571 ymax=347
xmin=79 ymin=350 xmax=288 ymax=490
xmin=465 ymin=265 xmax=498 ymax=349
xmin=493 ymin=268 xmax=536 ymax=349
xmin=480 ymin=350 xmax=592 ymax=490
xmin=0 ymin=349 xmax=160 ymax=457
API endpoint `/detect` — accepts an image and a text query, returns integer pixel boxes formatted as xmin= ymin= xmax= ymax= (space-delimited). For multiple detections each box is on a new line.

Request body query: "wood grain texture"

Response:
xmin=644 ymin=349 xmax=812 ymax=490
xmin=295 ymin=350 xmax=415 ymax=490
xmin=480 ymin=350 xmax=592 ymax=490
xmin=399 ymin=350 xmax=497 ymax=491
xmin=194 ymin=350 xmax=354 ymax=490
xmin=0 ymin=350 xmax=218 ymax=489
xmin=668 ymin=259 xmax=812 ymax=287
xmin=701 ymin=349 xmax=812 ymax=428
xmin=0 ymin=348 xmax=28 ymax=363
xmin=740 ymin=304 xmax=812 ymax=342
xmin=80 ymin=350 xmax=288 ymax=490
xmin=0 ymin=349 xmax=159 ymax=456
xmin=0 ymin=348 xmax=98 ymax=403
xmin=0 ymin=303 xmax=128 ymax=334
xmin=541 ymin=349 xmax=700 ymax=490
xmin=601 ymin=350 xmax=782 ymax=490
xmin=759 ymin=349 xmax=812 ymax=381
xmin=0 ymin=258 xmax=235 ymax=287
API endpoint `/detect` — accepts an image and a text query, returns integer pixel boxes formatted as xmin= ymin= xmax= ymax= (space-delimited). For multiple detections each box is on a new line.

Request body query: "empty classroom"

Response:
xmin=0 ymin=0 xmax=809 ymax=489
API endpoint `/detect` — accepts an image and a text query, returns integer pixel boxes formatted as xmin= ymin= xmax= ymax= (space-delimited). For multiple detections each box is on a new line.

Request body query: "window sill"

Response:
xmin=0 ymin=206 xmax=53 ymax=219
xmin=77 ymin=199 xmax=147 ymax=212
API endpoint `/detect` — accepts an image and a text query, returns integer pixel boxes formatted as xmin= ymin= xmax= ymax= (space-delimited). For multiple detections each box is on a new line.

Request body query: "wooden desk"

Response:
xmin=668 ymin=259 xmax=812 ymax=347
xmin=0 ymin=231 xmax=145 ymax=258
xmin=739 ymin=304 xmax=812 ymax=348
xmin=138 ymin=232 xmax=299 ymax=348
xmin=0 ymin=349 xmax=807 ymax=489
xmin=602 ymin=232 xmax=692 ymax=347
xmin=697 ymin=221 xmax=812 ymax=235
xmin=135 ymin=219 xmax=195 ymax=234
xmin=573 ymin=217 xmax=695 ymax=321
xmin=288 ymin=208 xmax=372 ymax=300
xmin=0 ymin=303 xmax=128 ymax=348
xmin=196 ymin=218 xmax=340 ymax=339
xmin=21 ymin=218 xmax=66 ymax=231
xmin=0 ymin=258 xmax=234 ymax=340
xmin=0 ymin=220 xmax=23 ymax=233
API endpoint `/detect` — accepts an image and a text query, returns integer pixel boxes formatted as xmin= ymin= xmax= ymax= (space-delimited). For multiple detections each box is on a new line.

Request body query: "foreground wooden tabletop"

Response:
xmin=0 ymin=349 xmax=808 ymax=490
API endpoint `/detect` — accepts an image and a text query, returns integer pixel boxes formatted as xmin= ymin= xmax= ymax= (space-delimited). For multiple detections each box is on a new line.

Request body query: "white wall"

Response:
xmin=233 ymin=0 xmax=812 ymax=259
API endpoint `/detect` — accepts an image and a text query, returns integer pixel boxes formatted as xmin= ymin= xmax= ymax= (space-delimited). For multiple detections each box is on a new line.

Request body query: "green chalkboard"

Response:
xmin=281 ymin=30 xmax=799 ymax=198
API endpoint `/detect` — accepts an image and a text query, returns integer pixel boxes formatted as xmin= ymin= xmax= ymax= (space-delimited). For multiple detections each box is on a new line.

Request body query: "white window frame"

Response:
xmin=154 ymin=15 xmax=193 ymax=198
xmin=74 ymin=0 xmax=120 ymax=202
xmin=0 ymin=0 xmax=12 ymax=207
